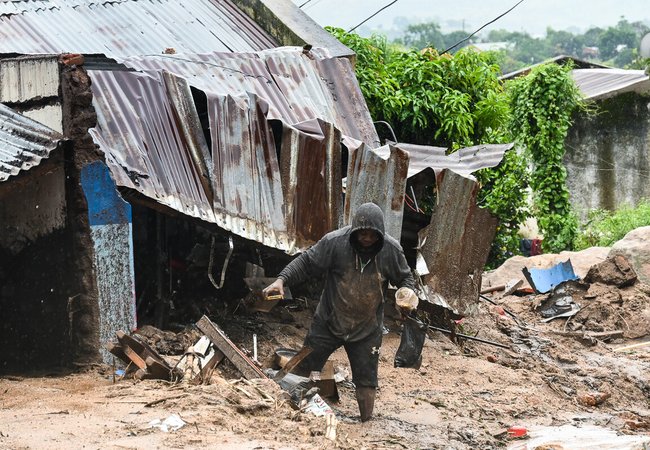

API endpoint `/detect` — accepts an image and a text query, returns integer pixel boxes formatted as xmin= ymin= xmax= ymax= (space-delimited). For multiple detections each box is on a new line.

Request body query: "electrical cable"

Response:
xmin=441 ymin=0 xmax=526 ymax=54
xmin=348 ymin=0 xmax=399 ymax=33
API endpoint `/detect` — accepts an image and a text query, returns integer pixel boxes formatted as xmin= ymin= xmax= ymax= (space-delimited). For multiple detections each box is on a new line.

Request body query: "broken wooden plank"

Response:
xmin=122 ymin=343 xmax=147 ymax=370
xmin=194 ymin=349 xmax=224 ymax=385
xmin=106 ymin=341 xmax=129 ymax=363
xmin=613 ymin=341 xmax=650 ymax=352
xmin=196 ymin=315 xmax=267 ymax=380
xmin=145 ymin=357 xmax=174 ymax=380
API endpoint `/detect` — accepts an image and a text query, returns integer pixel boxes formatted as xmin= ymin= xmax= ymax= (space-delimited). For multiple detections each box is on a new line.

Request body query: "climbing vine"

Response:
xmin=508 ymin=63 xmax=583 ymax=253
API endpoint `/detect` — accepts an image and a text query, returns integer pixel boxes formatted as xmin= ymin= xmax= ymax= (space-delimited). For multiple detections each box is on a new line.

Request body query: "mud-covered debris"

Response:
xmin=585 ymin=255 xmax=637 ymax=287
xmin=135 ymin=325 xmax=200 ymax=356
xmin=576 ymin=391 xmax=611 ymax=407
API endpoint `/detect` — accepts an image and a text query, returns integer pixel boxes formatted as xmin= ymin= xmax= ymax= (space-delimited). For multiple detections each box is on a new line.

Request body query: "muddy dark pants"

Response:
xmin=298 ymin=316 xmax=382 ymax=388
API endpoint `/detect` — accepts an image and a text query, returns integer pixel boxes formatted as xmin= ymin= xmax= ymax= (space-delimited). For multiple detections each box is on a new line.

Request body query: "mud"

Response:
xmin=1 ymin=253 xmax=649 ymax=449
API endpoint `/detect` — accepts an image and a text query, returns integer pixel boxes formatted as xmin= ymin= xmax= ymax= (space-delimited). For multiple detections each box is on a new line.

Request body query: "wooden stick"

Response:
xmin=613 ymin=341 xmax=650 ymax=352
xmin=144 ymin=394 xmax=188 ymax=408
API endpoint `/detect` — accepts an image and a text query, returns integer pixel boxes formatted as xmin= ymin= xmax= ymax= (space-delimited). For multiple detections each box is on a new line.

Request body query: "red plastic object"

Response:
xmin=507 ymin=426 xmax=528 ymax=438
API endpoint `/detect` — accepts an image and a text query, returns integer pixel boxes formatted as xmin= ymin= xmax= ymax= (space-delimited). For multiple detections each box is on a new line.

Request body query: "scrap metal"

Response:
xmin=418 ymin=169 xmax=498 ymax=316
xmin=88 ymin=48 xmax=391 ymax=253
xmin=0 ymin=103 xmax=64 ymax=182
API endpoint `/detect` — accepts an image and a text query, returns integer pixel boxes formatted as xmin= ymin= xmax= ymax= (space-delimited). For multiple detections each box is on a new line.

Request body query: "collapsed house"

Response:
xmin=0 ymin=0 xmax=509 ymax=372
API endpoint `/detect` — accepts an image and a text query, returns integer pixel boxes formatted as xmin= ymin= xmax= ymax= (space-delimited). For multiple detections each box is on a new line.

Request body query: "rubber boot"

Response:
xmin=355 ymin=386 xmax=376 ymax=422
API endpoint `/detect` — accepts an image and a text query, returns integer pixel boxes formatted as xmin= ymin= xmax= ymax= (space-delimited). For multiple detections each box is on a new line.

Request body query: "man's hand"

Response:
xmin=395 ymin=287 xmax=418 ymax=313
xmin=262 ymin=278 xmax=285 ymax=298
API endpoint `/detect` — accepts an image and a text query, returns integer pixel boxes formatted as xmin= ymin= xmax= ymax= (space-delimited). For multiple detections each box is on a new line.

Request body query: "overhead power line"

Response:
xmin=442 ymin=0 xmax=526 ymax=54
xmin=348 ymin=0 xmax=399 ymax=33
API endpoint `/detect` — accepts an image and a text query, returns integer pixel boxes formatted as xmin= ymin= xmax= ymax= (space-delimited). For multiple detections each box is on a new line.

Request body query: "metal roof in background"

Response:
xmin=571 ymin=68 xmax=650 ymax=100
xmin=380 ymin=143 xmax=513 ymax=179
xmin=345 ymin=143 xmax=409 ymax=242
xmin=0 ymin=102 xmax=64 ymax=182
xmin=0 ymin=0 xmax=278 ymax=57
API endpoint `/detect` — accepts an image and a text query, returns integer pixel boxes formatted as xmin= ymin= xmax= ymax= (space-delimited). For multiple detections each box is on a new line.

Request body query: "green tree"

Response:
xmin=508 ymin=63 xmax=583 ymax=253
xmin=329 ymin=27 xmax=528 ymax=267
xmin=397 ymin=22 xmax=446 ymax=50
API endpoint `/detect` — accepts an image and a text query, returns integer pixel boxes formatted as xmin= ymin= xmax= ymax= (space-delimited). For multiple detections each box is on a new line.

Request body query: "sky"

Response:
xmin=292 ymin=0 xmax=650 ymax=38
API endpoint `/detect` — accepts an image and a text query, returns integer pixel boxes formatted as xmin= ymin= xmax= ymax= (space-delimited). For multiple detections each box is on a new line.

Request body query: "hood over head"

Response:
xmin=349 ymin=202 xmax=385 ymax=256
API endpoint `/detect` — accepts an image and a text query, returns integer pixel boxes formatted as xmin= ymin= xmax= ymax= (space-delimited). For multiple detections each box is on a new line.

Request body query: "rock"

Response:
xmin=576 ymin=391 xmax=611 ymax=407
xmin=585 ymin=255 xmax=637 ymax=287
xmin=610 ymin=226 xmax=650 ymax=285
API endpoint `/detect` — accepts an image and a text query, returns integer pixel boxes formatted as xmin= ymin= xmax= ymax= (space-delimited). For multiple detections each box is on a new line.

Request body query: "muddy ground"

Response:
xmin=1 ymin=251 xmax=650 ymax=449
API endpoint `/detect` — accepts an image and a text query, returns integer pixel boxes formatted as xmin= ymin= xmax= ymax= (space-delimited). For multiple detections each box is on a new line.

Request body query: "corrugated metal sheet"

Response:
xmin=0 ymin=103 xmax=64 ymax=182
xmin=418 ymin=169 xmax=498 ymax=316
xmin=120 ymin=48 xmax=379 ymax=147
xmin=0 ymin=56 xmax=60 ymax=103
xmin=379 ymin=142 xmax=513 ymax=179
xmin=88 ymin=58 xmax=350 ymax=253
xmin=0 ymin=0 xmax=278 ymax=57
xmin=572 ymin=68 xmax=650 ymax=100
xmin=345 ymin=143 xmax=409 ymax=241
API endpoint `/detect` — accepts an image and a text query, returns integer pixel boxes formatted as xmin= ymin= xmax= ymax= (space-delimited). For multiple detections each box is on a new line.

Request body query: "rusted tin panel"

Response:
xmin=88 ymin=69 xmax=216 ymax=222
xmin=390 ymin=143 xmax=513 ymax=178
xmin=0 ymin=0 xmax=277 ymax=56
xmin=121 ymin=48 xmax=380 ymax=149
xmin=262 ymin=48 xmax=380 ymax=147
xmin=88 ymin=65 xmax=347 ymax=253
xmin=279 ymin=118 xmax=342 ymax=249
xmin=418 ymin=169 xmax=498 ymax=316
xmin=0 ymin=103 xmax=64 ymax=182
xmin=121 ymin=52 xmax=300 ymax=125
xmin=345 ymin=144 xmax=409 ymax=241
xmin=205 ymin=90 xmax=293 ymax=250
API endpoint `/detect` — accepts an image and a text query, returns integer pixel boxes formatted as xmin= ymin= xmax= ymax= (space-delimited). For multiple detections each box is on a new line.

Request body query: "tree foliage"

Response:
xmin=329 ymin=27 xmax=528 ymax=267
xmin=508 ymin=63 xmax=583 ymax=253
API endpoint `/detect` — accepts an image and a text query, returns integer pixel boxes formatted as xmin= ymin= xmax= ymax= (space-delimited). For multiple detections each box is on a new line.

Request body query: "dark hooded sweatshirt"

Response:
xmin=278 ymin=203 xmax=415 ymax=342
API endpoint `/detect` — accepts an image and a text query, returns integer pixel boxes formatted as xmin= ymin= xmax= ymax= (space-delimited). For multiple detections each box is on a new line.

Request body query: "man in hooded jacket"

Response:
xmin=263 ymin=202 xmax=415 ymax=421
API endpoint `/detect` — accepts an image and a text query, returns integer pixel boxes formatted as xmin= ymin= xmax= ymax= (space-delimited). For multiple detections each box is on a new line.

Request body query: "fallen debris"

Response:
xmin=107 ymin=331 xmax=180 ymax=381
xmin=195 ymin=315 xmax=267 ymax=380
xmin=522 ymin=259 xmax=580 ymax=294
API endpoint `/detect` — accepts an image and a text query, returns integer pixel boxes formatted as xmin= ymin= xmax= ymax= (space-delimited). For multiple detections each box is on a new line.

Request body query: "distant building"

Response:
xmin=468 ymin=41 xmax=515 ymax=52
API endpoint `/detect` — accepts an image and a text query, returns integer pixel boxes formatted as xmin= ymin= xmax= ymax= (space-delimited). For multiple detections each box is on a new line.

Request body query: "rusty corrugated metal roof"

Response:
xmin=0 ymin=0 xmax=278 ymax=57
xmin=0 ymin=102 xmax=64 ymax=182
xmin=88 ymin=51 xmax=355 ymax=253
xmin=571 ymin=68 xmax=650 ymax=100
xmin=119 ymin=48 xmax=379 ymax=147
xmin=379 ymin=142 xmax=513 ymax=178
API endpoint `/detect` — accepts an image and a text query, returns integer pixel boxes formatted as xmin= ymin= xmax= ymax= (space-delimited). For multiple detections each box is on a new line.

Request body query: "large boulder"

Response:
xmin=609 ymin=226 xmax=650 ymax=285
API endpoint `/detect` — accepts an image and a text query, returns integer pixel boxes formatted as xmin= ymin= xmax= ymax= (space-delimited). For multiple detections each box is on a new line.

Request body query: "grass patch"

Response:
xmin=573 ymin=199 xmax=650 ymax=250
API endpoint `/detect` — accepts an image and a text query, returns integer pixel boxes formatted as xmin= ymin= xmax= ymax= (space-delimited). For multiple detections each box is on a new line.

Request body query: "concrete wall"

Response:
xmin=565 ymin=92 xmax=650 ymax=219
xmin=0 ymin=155 xmax=72 ymax=372
xmin=231 ymin=0 xmax=354 ymax=60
